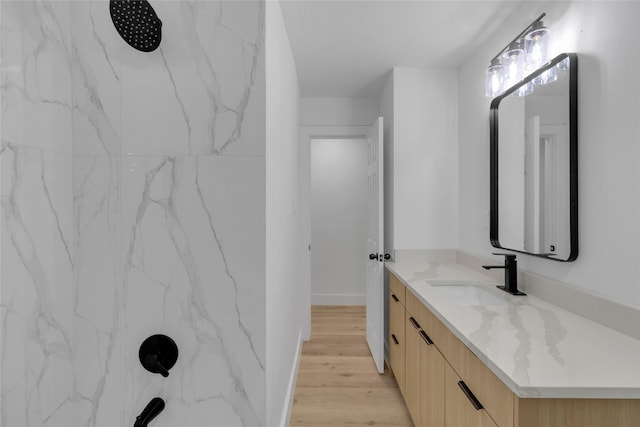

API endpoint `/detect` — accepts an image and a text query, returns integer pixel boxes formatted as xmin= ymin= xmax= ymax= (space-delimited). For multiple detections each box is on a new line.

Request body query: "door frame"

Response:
xmin=299 ymin=125 xmax=370 ymax=341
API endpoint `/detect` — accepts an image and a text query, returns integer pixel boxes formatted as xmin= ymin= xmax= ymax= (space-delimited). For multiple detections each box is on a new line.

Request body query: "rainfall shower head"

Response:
xmin=110 ymin=0 xmax=162 ymax=52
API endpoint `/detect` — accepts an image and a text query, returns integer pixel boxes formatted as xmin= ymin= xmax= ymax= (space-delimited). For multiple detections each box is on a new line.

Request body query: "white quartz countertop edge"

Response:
xmin=385 ymin=261 xmax=640 ymax=399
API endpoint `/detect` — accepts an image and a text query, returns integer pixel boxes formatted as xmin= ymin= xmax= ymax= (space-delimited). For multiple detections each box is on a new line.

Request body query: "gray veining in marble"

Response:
xmin=2 ymin=1 xmax=267 ymax=426
xmin=386 ymin=261 xmax=640 ymax=399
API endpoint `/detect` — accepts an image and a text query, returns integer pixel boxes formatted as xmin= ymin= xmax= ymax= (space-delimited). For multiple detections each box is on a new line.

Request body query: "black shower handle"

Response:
xmin=139 ymin=335 xmax=178 ymax=377
xmin=144 ymin=354 xmax=169 ymax=378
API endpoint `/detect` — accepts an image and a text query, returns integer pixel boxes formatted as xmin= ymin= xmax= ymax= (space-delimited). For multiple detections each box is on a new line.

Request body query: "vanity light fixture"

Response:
xmin=525 ymin=20 xmax=551 ymax=70
xmin=484 ymin=13 xmax=552 ymax=98
xmin=485 ymin=58 xmax=504 ymax=98
xmin=502 ymin=40 xmax=525 ymax=89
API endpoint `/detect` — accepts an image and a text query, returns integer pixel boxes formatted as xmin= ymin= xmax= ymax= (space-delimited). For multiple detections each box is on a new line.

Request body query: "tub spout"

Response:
xmin=134 ymin=397 xmax=165 ymax=427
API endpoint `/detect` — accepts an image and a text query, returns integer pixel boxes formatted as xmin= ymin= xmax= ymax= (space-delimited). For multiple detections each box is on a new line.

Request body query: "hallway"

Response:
xmin=290 ymin=306 xmax=413 ymax=426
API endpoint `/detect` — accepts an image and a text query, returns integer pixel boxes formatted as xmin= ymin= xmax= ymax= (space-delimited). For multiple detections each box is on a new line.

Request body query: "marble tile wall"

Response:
xmin=1 ymin=2 xmax=74 ymax=426
xmin=2 ymin=1 xmax=266 ymax=426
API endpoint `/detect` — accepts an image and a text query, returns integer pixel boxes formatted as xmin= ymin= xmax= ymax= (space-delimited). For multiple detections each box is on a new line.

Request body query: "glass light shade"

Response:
xmin=557 ymin=56 xmax=570 ymax=71
xmin=485 ymin=60 xmax=504 ymax=97
xmin=525 ymin=22 xmax=550 ymax=70
xmin=502 ymin=41 xmax=525 ymax=89
xmin=515 ymin=81 xmax=534 ymax=97
xmin=533 ymin=66 xmax=558 ymax=86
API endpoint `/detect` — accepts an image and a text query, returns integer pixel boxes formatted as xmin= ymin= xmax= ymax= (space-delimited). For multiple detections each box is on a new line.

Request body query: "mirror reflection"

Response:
xmin=490 ymin=53 xmax=578 ymax=261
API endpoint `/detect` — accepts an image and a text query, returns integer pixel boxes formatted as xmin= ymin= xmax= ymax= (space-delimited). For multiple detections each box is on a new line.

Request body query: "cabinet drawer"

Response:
xmin=405 ymin=289 xmax=423 ymax=321
xmin=389 ymin=289 xmax=406 ymax=392
xmin=515 ymin=397 xmax=640 ymax=427
xmin=445 ymin=363 xmax=498 ymax=427
xmin=404 ymin=311 xmax=422 ymax=425
xmin=421 ymin=334 xmax=445 ymax=427
xmin=429 ymin=309 xmax=514 ymax=427
xmin=389 ymin=273 xmax=406 ymax=306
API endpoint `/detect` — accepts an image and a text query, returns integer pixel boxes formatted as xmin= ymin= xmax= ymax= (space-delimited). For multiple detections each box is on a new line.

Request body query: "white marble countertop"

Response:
xmin=385 ymin=261 xmax=640 ymax=399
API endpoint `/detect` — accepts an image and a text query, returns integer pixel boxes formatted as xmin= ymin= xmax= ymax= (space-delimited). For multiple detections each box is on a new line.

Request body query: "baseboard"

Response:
xmin=311 ymin=293 xmax=365 ymax=305
xmin=279 ymin=329 xmax=303 ymax=427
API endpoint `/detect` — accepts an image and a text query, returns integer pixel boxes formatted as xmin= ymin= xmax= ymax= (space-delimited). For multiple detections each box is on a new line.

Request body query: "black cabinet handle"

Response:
xmin=391 ymin=294 xmax=399 ymax=302
xmin=419 ymin=330 xmax=434 ymax=345
xmin=457 ymin=381 xmax=484 ymax=410
xmin=369 ymin=253 xmax=378 ymax=260
xmin=409 ymin=317 xmax=421 ymax=329
xmin=384 ymin=253 xmax=391 ymax=260
xmin=391 ymin=334 xmax=399 ymax=345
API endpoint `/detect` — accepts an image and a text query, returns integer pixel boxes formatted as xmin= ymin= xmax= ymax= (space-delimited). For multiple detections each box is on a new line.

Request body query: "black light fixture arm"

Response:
xmin=490 ymin=13 xmax=546 ymax=63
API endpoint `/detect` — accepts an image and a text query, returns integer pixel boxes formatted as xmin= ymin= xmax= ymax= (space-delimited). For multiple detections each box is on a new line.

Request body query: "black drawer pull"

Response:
xmin=391 ymin=294 xmax=399 ymax=302
xmin=391 ymin=334 xmax=399 ymax=345
xmin=419 ymin=330 xmax=433 ymax=345
xmin=409 ymin=317 xmax=421 ymax=329
xmin=457 ymin=381 xmax=483 ymax=410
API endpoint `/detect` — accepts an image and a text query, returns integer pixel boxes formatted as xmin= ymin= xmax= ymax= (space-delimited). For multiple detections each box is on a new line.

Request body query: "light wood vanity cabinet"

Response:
xmin=389 ymin=273 xmax=406 ymax=393
xmin=404 ymin=311 xmax=424 ymax=424
xmin=389 ymin=273 xmax=512 ymax=427
xmin=420 ymin=330 xmax=445 ymax=427
xmin=387 ymin=272 xmax=640 ymax=427
xmin=421 ymin=292 xmax=513 ymax=427
xmin=405 ymin=288 xmax=446 ymax=427
xmin=445 ymin=363 xmax=498 ymax=427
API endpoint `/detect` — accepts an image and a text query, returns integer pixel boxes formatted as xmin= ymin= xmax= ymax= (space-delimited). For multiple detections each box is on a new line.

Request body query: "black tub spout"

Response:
xmin=134 ymin=397 xmax=165 ymax=427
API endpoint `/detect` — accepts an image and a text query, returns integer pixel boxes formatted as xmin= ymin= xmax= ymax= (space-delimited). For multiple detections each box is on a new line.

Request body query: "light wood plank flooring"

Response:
xmin=290 ymin=306 xmax=413 ymax=426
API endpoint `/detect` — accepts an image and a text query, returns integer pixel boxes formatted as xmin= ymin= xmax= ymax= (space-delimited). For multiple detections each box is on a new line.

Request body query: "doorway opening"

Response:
xmin=310 ymin=137 xmax=368 ymax=305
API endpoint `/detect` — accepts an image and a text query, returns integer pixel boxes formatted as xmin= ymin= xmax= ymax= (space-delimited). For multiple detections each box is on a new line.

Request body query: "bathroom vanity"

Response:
xmin=386 ymin=261 xmax=640 ymax=427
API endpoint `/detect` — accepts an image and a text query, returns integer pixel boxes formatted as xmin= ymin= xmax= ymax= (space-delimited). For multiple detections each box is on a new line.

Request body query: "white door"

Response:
xmin=366 ymin=117 xmax=384 ymax=374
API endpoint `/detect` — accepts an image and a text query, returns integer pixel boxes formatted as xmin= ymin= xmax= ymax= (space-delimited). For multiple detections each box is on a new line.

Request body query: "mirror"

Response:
xmin=490 ymin=53 xmax=578 ymax=261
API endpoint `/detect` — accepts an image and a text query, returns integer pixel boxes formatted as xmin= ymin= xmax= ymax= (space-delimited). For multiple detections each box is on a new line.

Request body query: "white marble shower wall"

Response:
xmin=2 ymin=1 xmax=267 ymax=426
xmin=1 ymin=1 xmax=74 ymax=426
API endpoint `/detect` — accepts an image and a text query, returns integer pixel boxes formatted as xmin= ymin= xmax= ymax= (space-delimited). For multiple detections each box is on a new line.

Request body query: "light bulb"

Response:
xmin=525 ymin=21 xmax=550 ymax=70
xmin=485 ymin=59 xmax=504 ymax=97
xmin=502 ymin=41 xmax=524 ymax=90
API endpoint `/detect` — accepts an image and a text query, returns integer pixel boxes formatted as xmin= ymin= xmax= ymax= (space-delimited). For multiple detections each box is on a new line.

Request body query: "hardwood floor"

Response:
xmin=290 ymin=306 xmax=413 ymax=426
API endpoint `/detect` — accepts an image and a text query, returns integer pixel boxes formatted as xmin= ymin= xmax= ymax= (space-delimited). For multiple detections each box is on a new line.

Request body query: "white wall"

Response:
xmin=299 ymin=96 xmax=379 ymax=310
xmin=380 ymin=73 xmax=395 ymax=256
xmin=301 ymin=97 xmax=380 ymax=126
xmin=265 ymin=1 xmax=303 ymax=426
xmin=311 ymin=138 xmax=368 ymax=304
xmin=458 ymin=1 xmax=640 ymax=307
xmin=393 ymin=68 xmax=459 ymax=250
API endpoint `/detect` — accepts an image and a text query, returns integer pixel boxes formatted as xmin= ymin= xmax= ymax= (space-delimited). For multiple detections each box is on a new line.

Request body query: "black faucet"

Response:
xmin=134 ymin=397 xmax=165 ymax=427
xmin=482 ymin=253 xmax=526 ymax=296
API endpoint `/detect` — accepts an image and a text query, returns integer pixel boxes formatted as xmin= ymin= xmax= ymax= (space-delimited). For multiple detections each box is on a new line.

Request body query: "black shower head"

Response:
xmin=110 ymin=0 xmax=162 ymax=52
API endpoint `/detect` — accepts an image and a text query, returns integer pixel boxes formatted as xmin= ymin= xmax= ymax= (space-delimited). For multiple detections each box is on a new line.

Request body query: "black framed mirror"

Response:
xmin=490 ymin=52 xmax=578 ymax=261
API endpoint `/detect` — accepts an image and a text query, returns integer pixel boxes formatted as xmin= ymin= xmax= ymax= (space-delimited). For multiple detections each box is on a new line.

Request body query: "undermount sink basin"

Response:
xmin=428 ymin=281 xmax=509 ymax=306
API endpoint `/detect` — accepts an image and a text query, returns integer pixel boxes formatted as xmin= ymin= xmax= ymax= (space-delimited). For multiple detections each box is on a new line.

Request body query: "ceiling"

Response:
xmin=279 ymin=0 xmax=520 ymax=97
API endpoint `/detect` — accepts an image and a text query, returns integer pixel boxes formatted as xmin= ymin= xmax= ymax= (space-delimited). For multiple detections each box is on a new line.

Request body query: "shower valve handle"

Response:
xmin=139 ymin=335 xmax=178 ymax=378
xmin=144 ymin=354 xmax=169 ymax=377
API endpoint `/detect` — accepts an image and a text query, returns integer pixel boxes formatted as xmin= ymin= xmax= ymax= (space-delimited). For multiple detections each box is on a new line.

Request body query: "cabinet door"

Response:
xmin=405 ymin=313 xmax=422 ymax=425
xmin=389 ymin=273 xmax=406 ymax=306
xmin=389 ymin=289 xmax=405 ymax=391
xmin=420 ymin=332 xmax=445 ymax=427
xmin=445 ymin=364 xmax=497 ymax=427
